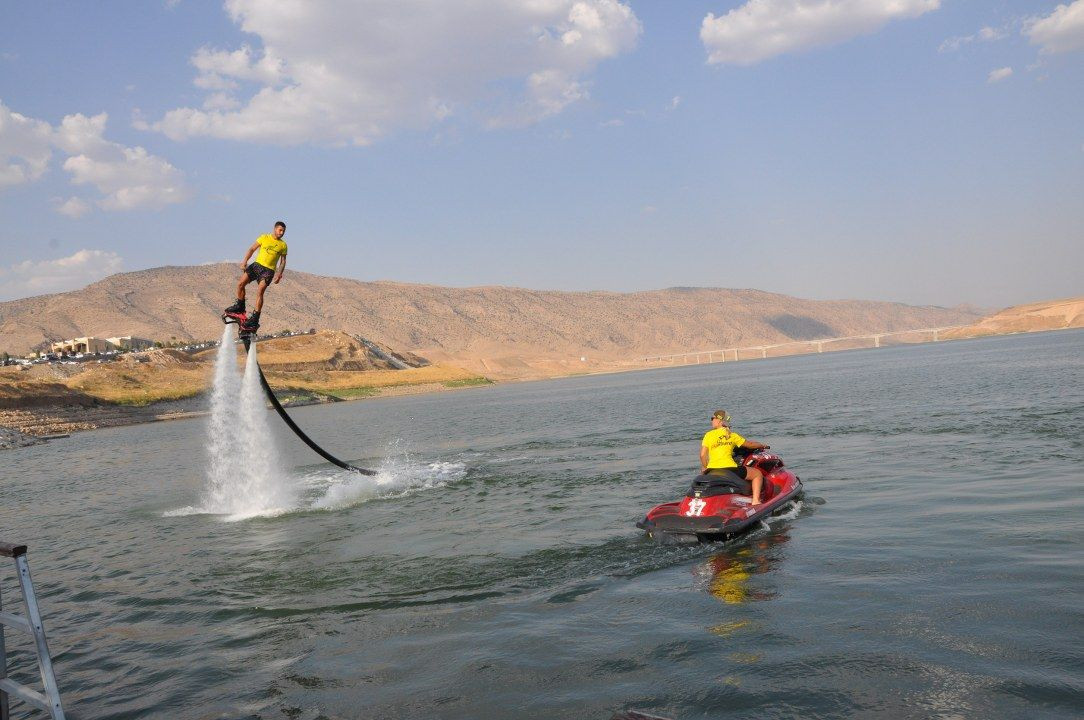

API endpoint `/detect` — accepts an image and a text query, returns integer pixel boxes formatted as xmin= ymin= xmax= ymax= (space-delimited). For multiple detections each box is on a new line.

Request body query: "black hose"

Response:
xmin=243 ymin=336 xmax=376 ymax=475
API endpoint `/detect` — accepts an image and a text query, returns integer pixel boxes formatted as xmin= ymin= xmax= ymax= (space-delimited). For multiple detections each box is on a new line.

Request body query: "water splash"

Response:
xmin=309 ymin=458 xmax=466 ymax=511
xmin=197 ymin=328 xmax=295 ymax=520
xmin=200 ymin=326 xmax=242 ymax=508
xmin=764 ymin=499 xmax=804 ymax=523
xmin=166 ymin=330 xmax=457 ymax=520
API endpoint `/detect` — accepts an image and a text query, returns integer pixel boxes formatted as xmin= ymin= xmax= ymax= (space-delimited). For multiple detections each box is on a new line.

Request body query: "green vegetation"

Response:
xmin=277 ymin=390 xmax=337 ymax=407
xmin=322 ymin=376 xmax=491 ymax=399
xmin=442 ymin=376 xmax=493 ymax=388
xmin=325 ymin=386 xmax=380 ymax=399
xmin=106 ymin=388 xmax=205 ymax=406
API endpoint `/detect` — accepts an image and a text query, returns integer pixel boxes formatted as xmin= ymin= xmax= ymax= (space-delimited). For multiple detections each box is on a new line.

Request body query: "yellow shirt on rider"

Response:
xmin=702 ymin=429 xmax=746 ymax=469
xmin=254 ymin=234 xmax=288 ymax=270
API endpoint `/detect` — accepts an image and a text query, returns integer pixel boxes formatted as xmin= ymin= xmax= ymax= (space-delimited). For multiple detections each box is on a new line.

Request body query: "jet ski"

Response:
xmin=636 ymin=448 xmax=803 ymax=543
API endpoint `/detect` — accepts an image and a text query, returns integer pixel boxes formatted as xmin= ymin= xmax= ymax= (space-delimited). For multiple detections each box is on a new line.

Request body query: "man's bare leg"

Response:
xmin=235 ymin=272 xmax=251 ymax=303
xmin=240 ymin=280 xmax=269 ymax=331
xmin=253 ymin=280 xmax=269 ymax=312
xmin=225 ymin=272 xmax=251 ymax=315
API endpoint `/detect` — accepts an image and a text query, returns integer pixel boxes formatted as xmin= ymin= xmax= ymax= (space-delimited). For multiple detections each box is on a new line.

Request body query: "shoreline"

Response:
xmin=4 ymin=326 xmax=1081 ymax=443
xmin=0 ymin=376 xmax=499 ymax=440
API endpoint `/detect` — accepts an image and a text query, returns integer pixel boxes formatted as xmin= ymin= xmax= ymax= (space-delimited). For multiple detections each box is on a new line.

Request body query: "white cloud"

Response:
xmin=146 ymin=0 xmax=641 ymax=145
xmin=1026 ymin=0 xmax=1084 ymax=54
xmin=55 ymin=112 xmax=192 ymax=211
xmin=987 ymin=66 xmax=1013 ymax=83
xmin=525 ymin=69 xmax=588 ymax=119
xmin=203 ymin=92 xmax=242 ymax=111
xmin=940 ymin=24 xmax=1009 ymax=52
xmin=0 ymin=250 xmax=123 ymax=301
xmin=191 ymin=44 xmax=284 ymax=91
xmin=55 ymin=197 xmax=91 ymax=218
xmin=0 ymin=101 xmax=53 ymax=187
xmin=701 ymin=0 xmax=940 ymax=65
xmin=668 ymin=95 xmax=681 ymax=110
xmin=599 ymin=118 xmax=624 ymax=127
xmin=0 ymin=102 xmax=192 ymax=213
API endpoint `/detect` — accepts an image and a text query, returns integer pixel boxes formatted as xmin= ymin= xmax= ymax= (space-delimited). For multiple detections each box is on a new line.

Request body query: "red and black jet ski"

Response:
xmin=636 ymin=448 xmax=803 ymax=543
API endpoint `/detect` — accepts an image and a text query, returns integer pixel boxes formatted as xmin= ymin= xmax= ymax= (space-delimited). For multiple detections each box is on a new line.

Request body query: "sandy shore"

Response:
xmin=0 ymin=378 xmax=496 ymax=440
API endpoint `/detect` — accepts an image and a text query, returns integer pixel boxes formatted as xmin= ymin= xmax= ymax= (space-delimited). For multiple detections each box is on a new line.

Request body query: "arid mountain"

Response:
xmin=242 ymin=330 xmax=429 ymax=373
xmin=1 ymin=264 xmax=983 ymax=375
xmin=941 ymin=296 xmax=1084 ymax=339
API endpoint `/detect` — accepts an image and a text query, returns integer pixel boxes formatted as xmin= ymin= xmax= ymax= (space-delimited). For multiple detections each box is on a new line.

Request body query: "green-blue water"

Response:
xmin=2 ymin=330 xmax=1082 ymax=719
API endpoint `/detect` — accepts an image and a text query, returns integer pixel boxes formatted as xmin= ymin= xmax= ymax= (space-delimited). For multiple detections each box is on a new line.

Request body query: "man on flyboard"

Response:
xmin=223 ymin=221 xmax=288 ymax=335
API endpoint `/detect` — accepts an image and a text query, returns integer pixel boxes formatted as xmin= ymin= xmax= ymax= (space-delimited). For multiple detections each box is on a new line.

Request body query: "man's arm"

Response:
xmin=699 ymin=446 xmax=709 ymax=472
xmin=240 ymin=242 xmax=260 ymax=269
xmin=274 ymin=255 xmax=286 ymax=284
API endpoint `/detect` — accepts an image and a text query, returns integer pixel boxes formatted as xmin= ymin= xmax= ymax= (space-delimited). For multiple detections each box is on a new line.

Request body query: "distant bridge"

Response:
xmin=637 ymin=325 xmax=965 ymax=365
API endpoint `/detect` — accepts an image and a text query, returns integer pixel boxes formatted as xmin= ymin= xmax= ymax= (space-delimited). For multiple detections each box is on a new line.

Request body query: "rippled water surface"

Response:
xmin=2 ymin=330 xmax=1082 ymax=719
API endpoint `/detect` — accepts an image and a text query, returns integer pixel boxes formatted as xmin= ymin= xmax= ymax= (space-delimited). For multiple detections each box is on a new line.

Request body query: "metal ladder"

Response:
xmin=0 ymin=543 xmax=65 ymax=720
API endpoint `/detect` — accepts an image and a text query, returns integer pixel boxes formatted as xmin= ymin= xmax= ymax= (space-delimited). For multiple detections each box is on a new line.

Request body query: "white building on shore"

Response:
xmin=50 ymin=335 xmax=154 ymax=355
xmin=105 ymin=336 xmax=154 ymax=351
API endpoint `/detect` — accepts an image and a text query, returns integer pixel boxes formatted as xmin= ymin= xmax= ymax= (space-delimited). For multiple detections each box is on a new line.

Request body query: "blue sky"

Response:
xmin=1 ymin=0 xmax=1081 ymax=309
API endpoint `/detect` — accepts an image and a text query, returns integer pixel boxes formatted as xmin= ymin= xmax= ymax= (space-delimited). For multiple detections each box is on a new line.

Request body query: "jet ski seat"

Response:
xmin=689 ymin=472 xmax=752 ymax=498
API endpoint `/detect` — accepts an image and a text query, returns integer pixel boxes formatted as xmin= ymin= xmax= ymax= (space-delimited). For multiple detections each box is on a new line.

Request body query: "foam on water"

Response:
xmin=309 ymin=458 xmax=466 ymax=510
xmin=161 ymin=505 xmax=202 ymax=517
xmin=766 ymin=498 xmax=804 ymax=522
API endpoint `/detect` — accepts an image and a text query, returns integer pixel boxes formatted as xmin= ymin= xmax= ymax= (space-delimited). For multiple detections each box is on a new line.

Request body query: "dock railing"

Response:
xmin=0 ymin=542 xmax=65 ymax=720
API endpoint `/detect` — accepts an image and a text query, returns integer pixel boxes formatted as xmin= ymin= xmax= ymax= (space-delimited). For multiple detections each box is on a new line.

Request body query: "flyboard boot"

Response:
xmin=223 ymin=299 xmax=246 ymax=325
xmin=239 ymin=310 xmax=260 ymax=337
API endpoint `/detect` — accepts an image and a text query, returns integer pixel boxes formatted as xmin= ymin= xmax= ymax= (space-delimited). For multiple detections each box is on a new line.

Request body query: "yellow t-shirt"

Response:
xmin=254 ymin=234 xmax=288 ymax=270
xmin=702 ymin=428 xmax=746 ymax=469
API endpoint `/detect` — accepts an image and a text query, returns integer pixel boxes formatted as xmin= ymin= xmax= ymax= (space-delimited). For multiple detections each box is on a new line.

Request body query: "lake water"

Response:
xmin=2 ymin=330 xmax=1082 ymax=719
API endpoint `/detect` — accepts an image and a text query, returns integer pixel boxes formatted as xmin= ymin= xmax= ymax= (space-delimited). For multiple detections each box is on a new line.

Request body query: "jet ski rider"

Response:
xmin=700 ymin=410 xmax=770 ymax=505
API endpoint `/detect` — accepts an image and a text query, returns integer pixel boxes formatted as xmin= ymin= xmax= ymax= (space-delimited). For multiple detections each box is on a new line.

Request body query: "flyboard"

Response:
xmin=223 ymin=310 xmax=376 ymax=475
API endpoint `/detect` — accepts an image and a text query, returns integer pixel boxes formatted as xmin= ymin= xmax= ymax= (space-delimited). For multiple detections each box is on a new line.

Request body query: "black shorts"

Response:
xmin=706 ymin=466 xmax=749 ymax=480
xmin=703 ymin=466 xmax=751 ymax=494
xmin=244 ymin=262 xmax=275 ymax=286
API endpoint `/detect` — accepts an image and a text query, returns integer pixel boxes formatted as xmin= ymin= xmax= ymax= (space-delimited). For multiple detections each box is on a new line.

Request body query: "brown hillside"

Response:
xmin=941 ymin=296 xmax=1084 ymax=339
xmin=192 ymin=330 xmax=416 ymax=373
xmin=0 ymin=264 xmax=984 ymax=374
